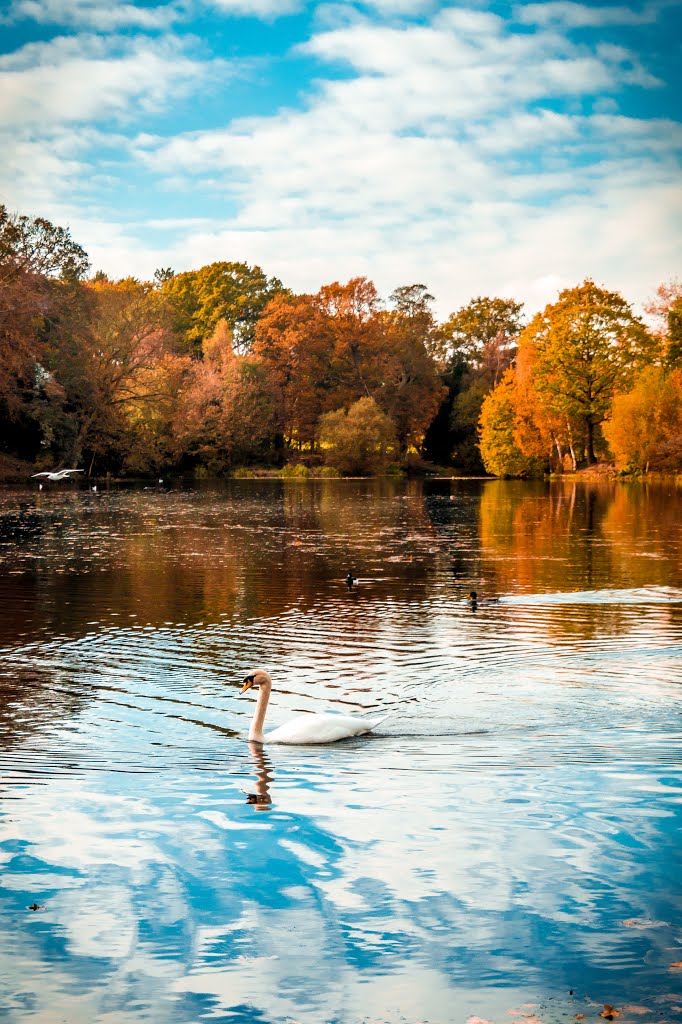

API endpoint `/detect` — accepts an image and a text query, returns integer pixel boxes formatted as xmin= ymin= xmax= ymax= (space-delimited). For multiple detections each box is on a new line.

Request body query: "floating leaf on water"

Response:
xmin=670 ymin=961 xmax=682 ymax=969
xmin=600 ymin=1006 xmax=621 ymax=1020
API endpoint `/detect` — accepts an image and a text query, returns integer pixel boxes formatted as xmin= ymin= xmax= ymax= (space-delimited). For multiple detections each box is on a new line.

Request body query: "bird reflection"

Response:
xmin=245 ymin=741 xmax=273 ymax=811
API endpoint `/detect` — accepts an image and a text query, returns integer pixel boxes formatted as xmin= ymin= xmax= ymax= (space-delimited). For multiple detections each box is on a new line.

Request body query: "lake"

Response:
xmin=0 ymin=478 xmax=681 ymax=1024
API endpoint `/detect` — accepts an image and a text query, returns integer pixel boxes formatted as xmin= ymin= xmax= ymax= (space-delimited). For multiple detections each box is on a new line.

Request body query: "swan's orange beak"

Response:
xmin=240 ymin=675 xmax=255 ymax=694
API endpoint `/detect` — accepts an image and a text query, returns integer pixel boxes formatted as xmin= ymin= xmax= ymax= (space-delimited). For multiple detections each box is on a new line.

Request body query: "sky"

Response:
xmin=1 ymin=0 xmax=680 ymax=317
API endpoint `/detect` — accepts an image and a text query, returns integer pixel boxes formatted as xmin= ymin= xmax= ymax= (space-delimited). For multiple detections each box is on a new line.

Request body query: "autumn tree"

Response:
xmin=161 ymin=261 xmax=285 ymax=355
xmin=313 ymin=277 xmax=385 ymax=403
xmin=318 ymin=397 xmax=397 ymax=475
xmin=0 ymin=205 xmax=89 ymax=283
xmin=425 ymin=296 xmax=524 ymax=470
xmin=478 ymin=367 xmax=542 ymax=478
xmin=379 ymin=284 xmax=444 ymax=454
xmin=645 ymin=280 xmax=682 ymax=369
xmin=0 ymin=206 xmax=90 ymax=458
xmin=603 ymin=366 xmax=682 ymax=472
xmin=175 ymin=320 xmax=276 ymax=471
xmin=518 ymin=280 xmax=655 ymax=464
xmin=73 ymin=278 xmax=180 ymax=472
xmin=253 ymin=293 xmax=332 ymax=451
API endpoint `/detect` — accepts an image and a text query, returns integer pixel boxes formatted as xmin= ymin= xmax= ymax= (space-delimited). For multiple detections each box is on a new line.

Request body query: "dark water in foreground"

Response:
xmin=0 ymin=478 xmax=681 ymax=1024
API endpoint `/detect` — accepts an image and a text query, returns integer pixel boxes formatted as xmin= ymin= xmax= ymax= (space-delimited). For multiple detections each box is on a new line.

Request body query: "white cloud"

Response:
xmin=5 ymin=0 xmax=181 ymax=31
xmin=207 ymin=0 xmax=302 ymax=16
xmin=359 ymin=0 xmax=434 ymax=12
xmin=125 ymin=9 xmax=679 ymax=314
xmin=1 ymin=3 xmax=679 ymax=318
xmin=0 ymin=34 xmax=227 ymax=128
xmin=5 ymin=0 xmax=307 ymax=28
xmin=516 ymin=1 xmax=660 ymax=28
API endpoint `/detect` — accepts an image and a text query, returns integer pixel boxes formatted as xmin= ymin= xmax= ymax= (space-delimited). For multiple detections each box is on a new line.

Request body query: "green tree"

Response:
xmin=425 ymin=296 xmax=524 ymax=470
xmin=318 ymin=397 xmax=397 ymax=475
xmin=162 ymin=261 xmax=285 ymax=354
xmin=520 ymin=280 xmax=655 ymax=464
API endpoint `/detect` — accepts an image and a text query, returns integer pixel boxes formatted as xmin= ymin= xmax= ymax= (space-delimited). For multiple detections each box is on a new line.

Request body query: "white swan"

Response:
xmin=240 ymin=669 xmax=391 ymax=745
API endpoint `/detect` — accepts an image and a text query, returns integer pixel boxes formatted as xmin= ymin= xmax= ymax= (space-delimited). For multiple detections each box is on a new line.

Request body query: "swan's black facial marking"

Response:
xmin=240 ymin=673 xmax=257 ymax=694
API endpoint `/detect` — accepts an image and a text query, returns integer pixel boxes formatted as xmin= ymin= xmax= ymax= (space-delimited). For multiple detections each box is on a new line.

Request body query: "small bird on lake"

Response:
xmin=240 ymin=669 xmax=391 ymax=744
xmin=469 ymin=590 xmax=500 ymax=608
xmin=32 ymin=469 xmax=83 ymax=482
xmin=346 ymin=571 xmax=358 ymax=588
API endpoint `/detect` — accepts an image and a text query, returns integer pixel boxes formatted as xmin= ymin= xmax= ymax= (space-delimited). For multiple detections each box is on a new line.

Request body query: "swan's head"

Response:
xmin=240 ymin=669 xmax=272 ymax=694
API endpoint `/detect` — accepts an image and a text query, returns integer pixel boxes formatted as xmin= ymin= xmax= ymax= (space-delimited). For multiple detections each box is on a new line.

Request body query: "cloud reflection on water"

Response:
xmin=0 ymin=480 xmax=681 ymax=1023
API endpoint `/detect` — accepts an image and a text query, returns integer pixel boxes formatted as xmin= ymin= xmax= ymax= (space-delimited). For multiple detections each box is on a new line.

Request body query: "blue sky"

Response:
xmin=1 ymin=0 xmax=680 ymax=315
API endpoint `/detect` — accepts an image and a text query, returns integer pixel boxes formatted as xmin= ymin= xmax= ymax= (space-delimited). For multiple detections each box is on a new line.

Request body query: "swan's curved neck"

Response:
xmin=249 ymin=682 xmax=271 ymax=743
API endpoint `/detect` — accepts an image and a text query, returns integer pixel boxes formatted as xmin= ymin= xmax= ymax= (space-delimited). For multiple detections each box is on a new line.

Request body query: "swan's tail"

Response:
xmin=368 ymin=712 xmax=393 ymax=731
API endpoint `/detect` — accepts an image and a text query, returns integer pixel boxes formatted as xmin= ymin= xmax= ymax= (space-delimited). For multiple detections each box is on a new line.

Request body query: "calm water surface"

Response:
xmin=0 ymin=478 xmax=681 ymax=1024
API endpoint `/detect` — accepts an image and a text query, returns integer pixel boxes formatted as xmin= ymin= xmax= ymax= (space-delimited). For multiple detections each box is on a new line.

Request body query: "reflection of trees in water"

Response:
xmin=0 ymin=665 xmax=86 ymax=752
xmin=2 ymin=478 xmax=681 ymax=667
xmin=476 ymin=479 xmax=682 ymax=640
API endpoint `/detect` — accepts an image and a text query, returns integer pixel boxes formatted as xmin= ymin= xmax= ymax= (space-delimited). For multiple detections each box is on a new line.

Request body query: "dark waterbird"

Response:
xmin=469 ymin=590 xmax=500 ymax=608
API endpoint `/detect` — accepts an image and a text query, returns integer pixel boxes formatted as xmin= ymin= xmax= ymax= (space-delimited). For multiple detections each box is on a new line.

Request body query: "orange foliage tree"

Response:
xmin=252 ymin=293 xmax=332 ymax=450
xmin=603 ymin=365 xmax=682 ymax=471
xmin=515 ymin=280 xmax=656 ymax=465
xmin=175 ymin=320 xmax=276 ymax=471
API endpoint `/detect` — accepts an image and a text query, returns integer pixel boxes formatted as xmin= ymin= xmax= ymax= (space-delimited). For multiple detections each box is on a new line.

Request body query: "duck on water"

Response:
xmin=469 ymin=590 xmax=501 ymax=608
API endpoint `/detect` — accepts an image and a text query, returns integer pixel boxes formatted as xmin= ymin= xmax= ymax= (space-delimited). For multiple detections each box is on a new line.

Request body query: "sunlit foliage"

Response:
xmin=318 ymin=397 xmax=397 ymax=475
xmin=603 ymin=366 xmax=682 ymax=472
xmin=1 ymin=204 xmax=679 ymax=480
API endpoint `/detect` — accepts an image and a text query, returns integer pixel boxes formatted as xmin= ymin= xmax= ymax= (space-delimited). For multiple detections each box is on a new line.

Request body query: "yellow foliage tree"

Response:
xmin=603 ymin=366 xmax=682 ymax=471
xmin=478 ymin=367 xmax=543 ymax=478
xmin=317 ymin=397 xmax=397 ymax=475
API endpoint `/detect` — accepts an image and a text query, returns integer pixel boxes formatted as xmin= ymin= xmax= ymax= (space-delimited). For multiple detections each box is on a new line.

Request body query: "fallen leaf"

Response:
xmin=600 ymin=1006 xmax=621 ymax=1020
xmin=670 ymin=961 xmax=682 ymax=970
xmin=575 ymin=1015 xmax=586 ymax=1020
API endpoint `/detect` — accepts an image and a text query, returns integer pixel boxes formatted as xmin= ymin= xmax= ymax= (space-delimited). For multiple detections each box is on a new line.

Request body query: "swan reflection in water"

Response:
xmin=245 ymin=740 xmax=273 ymax=810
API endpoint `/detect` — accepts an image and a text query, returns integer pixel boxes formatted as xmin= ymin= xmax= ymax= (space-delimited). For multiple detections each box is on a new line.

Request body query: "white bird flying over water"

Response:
xmin=31 ymin=469 xmax=84 ymax=481
xmin=240 ymin=669 xmax=392 ymax=744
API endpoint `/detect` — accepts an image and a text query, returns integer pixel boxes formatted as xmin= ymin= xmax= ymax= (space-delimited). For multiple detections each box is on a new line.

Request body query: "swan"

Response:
xmin=240 ymin=669 xmax=391 ymax=745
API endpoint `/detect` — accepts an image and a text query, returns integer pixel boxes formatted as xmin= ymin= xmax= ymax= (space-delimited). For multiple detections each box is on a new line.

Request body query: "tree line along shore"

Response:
xmin=1 ymin=205 xmax=681 ymax=482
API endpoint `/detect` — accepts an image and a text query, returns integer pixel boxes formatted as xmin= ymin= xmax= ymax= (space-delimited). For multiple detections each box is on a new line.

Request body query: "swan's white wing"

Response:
xmin=265 ymin=712 xmax=391 ymax=745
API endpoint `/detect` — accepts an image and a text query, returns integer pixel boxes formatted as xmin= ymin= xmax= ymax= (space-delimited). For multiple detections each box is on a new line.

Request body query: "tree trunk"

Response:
xmin=586 ymin=420 xmax=596 ymax=465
